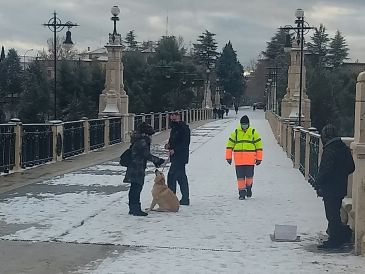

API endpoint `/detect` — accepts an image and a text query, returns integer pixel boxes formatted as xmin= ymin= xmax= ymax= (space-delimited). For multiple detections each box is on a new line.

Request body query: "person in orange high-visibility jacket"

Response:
xmin=225 ymin=115 xmax=263 ymax=199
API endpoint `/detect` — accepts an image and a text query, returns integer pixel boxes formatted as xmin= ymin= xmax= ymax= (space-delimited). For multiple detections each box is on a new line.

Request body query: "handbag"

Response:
xmin=119 ymin=148 xmax=132 ymax=167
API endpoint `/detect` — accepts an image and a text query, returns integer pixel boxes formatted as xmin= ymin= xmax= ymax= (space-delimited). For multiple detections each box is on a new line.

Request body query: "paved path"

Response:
xmin=1 ymin=109 xmax=365 ymax=274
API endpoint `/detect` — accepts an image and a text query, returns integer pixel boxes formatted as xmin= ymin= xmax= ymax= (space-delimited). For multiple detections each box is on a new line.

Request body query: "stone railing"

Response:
xmin=0 ymin=108 xmax=212 ymax=175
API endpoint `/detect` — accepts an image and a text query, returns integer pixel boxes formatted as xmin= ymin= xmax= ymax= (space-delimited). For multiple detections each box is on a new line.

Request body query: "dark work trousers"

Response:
xmin=323 ymin=196 xmax=343 ymax=240
xmin=167 ymin=161 xmax=189 ymax=201
xmin=128 ymin=182 xmax=143 ymax=206
xmin=235 ymin=165 xmax=254 ymax=190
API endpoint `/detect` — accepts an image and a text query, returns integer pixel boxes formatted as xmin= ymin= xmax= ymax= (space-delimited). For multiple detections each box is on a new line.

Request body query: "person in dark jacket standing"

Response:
xmin=165 ymin=112 xmax=191 ymax=205
xmin=127 ymin=122 xmax=165 ymax=216
xmin=315 ymin=124 xmax=355 ymax=249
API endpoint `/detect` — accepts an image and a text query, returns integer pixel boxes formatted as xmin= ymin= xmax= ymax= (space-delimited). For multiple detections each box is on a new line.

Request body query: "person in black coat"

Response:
xmin=165 ymin=112 xmax=191 ymax=205
xmin=127 ymin=122 xmax=165 ymax=216
xmin=315 ymin=124 xmax=355 ymax=249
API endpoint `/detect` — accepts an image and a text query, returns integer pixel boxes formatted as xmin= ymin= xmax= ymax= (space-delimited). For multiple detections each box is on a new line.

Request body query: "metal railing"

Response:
xmin=308 ymin=132 xmax=320 ymax=186
xmin=299 ymin=130 xmax=306 ymax=176
xmin=89 ymin=119 xmax=105 ymax=150
xmin=109 ymin=118 xmax=122 ymax=145
xmin=290 ymin=127 xmax=295 ymax=162
xmin=1 ymin=108 xmax=212 ymax=174
xmin=0 ymin=124 xmax=15 ymax=173
xmin=21 ymin=124 xmax=53 ymax=168
xmin=63 ymin=121 xmax=85 ymax=158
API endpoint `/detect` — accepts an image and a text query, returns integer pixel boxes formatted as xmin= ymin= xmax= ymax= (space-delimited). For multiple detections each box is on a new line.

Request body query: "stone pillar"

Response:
xmin=165 ymin=112 xmax=170 ymax=130
xmin=49 ymin=120 xmax=63 ymax=162
xmin=81 ymin=117 xmax=90 ymax=153
xmin=104 ymin=117 xmax=110 ymax=148
xmin=159 ymin=113 xmax=163 ymax=132
xmin=202 ymin=79 xmax=213 ymax=109
xmin=351 ymin=72 xmax=365 ymax=255
xmin=150 ymin=113 xmax=155 ymax=129
xmin=294 ymin=126 xmax=303 ymax=168
xmin=281 ymin=39 xmax=311 ymax=128
xmin=9 ymin=118 xmax=22 ymax=171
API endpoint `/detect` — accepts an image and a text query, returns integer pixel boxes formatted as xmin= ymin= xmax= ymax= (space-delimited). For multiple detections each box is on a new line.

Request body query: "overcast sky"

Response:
xmin=1 ymin=0 xmax=365 ymax=66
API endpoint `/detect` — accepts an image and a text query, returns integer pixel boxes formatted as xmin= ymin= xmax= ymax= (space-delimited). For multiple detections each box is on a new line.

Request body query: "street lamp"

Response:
xmin=280 ymin=9 xmax=314 ymax=126
xmin=43 ymin=12 xmax=78 ymax=120
xmin=23 ymin=49 xmax=33 ymax=70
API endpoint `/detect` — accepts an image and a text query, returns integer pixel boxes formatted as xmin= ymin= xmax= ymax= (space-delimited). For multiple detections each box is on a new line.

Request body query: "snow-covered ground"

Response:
xmin=1 ymin=109 xmax=365 ymax=274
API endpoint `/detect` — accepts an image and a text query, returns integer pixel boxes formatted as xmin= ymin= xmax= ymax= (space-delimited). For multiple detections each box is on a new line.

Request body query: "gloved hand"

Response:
xmin=226 ymin=159 xmax=232 ymax=165
xmin=154 ymin=158 xmax=165 ymax=168
xmin=255 ymin=160 xmax=262 ymax=166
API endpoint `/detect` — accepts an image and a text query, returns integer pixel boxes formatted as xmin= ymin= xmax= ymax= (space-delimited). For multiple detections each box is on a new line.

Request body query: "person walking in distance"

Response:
xmin=225 ymin=115 xmax=263 ymax=199
xmin=315 ymin=124 xmax=355 ymax=249
xmin=165 ymin=112 xmax=191 ymax=205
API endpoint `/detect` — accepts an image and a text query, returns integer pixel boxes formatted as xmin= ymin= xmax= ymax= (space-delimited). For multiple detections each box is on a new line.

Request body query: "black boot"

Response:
xmin=239 ymin=190 xmax=246 ymax=200
xmin=180 ymin=199 xmax=190 ymax=205
xmin=129 ymin=203 xmax=148 ymax=216
xmin=246 ymin=186 xmax=252 ymax=198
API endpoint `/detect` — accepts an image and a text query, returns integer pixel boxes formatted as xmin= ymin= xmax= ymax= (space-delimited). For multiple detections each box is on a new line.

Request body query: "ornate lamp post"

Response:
xmin=280 ymin=9 xmax=314 ymax=126
xmin=43 ymin=12 xmax=78 ymax=119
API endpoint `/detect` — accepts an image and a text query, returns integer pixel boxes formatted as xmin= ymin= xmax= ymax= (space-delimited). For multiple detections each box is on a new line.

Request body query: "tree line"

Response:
xmin=0 ymin=30 xmax=245 ymax=123
xmin=262 ymin=25 xmax=356 ymax=136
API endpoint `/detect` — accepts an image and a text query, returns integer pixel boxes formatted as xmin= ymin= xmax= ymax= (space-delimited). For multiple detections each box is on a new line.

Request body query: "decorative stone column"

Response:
xmin=99 ymin=6 xmax=128 ymax=118
xmin=202 ymin=69 xmax=213 ymax=109
xmin=281 ymin=39 xmax=311 ymax=128
xmin=351 ymin=71 xmax=365 ymax=255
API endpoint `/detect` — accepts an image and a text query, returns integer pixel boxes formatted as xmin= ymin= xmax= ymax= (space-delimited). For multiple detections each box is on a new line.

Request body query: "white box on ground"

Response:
xmin=274 ymin=224 xmax=298 ymax=241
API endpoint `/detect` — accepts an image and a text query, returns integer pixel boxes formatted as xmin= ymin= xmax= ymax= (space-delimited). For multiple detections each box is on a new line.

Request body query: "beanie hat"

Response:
xmin=137 ymin=122 xmax=155 ymax=135
xmin=240 ymin=115 xmax=250 ymax=124
xmin=321 ymin=124 xmax=337 ymax=139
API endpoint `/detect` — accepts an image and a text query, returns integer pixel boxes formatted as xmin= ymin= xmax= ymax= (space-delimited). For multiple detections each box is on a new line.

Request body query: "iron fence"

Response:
xmin=109 ymin=118 xmax=122 ymax=145
xmin=161 ymin=113 xmax=167 ymax=131
xmin=299 ymin=130 xmax=306 ymax=176
xmin=308 ymin=133 xmax=320 ymax=186
xmin=154 ymin=113 xmax=161 ymax=132
xmin=134 ymin=115 xmax=143 ymax=130
xmin=21 ymin=124 xmax=53 ymax=168
xmin=144 ymin=114 xmax=152 ymax=126
xmin=89 ymin=120 xmax=105 ymax=150
xmin=63 ymin=121 xmax=85 ymax=158
xmin=0 ymin=124 xmax=15 ymax=173
xmin=290 ymin=128 xmax=295 ymax=162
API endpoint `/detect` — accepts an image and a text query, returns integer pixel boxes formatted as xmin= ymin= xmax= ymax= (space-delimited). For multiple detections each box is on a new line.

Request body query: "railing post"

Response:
xmin=10 ymin=118 xmax=22 ymax=171
xmin=81 ymin=117 xmax=90 ymax=153
xmin=141 ymin=113 xmax=146 ymax=122
xmin=165 ymin=111 xmax=170 ymax=130
xmin=49 ymin=120 xmax=64 ymax=162
xmin=304 ymin=130 xmax=311 ymax=180
xmin=287 ymin=122 xmax=295 ymax=158
xmin=282 ymin=119 xmax=289 ymax=151
xmin=294 ymin=126 xmax=303 ymax=169
xmin=104 ymin=117 xmax=110 ymax=148
xmin=150 ymin=112 xmax=155 ymax=129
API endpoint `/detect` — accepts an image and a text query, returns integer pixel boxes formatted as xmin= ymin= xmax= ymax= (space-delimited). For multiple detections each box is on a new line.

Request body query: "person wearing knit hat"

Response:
xmin=315 ymin=124 xmax=355 ymax=249
xmin=225 ymin=115 xmax=263 ymax=200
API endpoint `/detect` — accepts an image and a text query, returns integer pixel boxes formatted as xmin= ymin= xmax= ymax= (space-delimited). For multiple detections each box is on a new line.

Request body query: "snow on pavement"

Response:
xmin=1 ymin=109 xmax=365 ymax=274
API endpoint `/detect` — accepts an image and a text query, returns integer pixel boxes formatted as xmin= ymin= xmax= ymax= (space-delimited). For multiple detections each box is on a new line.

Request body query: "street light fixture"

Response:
xmin=43 ymin=12 xmax=78 ymax=120
xmin=23 ymin=49 xmax=33 ymax=70
xmin=280 ymin=9 xmax=314 ymax=126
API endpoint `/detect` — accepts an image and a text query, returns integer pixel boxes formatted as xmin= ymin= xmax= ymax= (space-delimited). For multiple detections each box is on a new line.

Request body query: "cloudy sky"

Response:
xmin=1 ymin=0 xmax=365 ymax=66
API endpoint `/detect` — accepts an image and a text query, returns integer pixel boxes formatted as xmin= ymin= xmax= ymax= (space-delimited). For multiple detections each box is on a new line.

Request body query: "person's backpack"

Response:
xmin=119 ymin=148 xmax=132 ymax=167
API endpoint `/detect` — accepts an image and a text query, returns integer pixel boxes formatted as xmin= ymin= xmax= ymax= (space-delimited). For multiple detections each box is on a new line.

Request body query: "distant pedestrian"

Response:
xmin=225 ymin=107 xmax=229 ymax=116
xmin=219 ymin=108 xmax=225 ymax=119
xmin=225 ymin=115 xmax=263 ymax=199
xmin=165 ymin=112 xmax=191 ymax=205
xmin=127 ymin=122 xmax=165 ymax=216
xmin=315 ymin=124 xmax=355 ymax=249
xmin=213 ymin=107 xmax=218 ymax=119
xmin=234 ymin=105 xmax=239 ymax=114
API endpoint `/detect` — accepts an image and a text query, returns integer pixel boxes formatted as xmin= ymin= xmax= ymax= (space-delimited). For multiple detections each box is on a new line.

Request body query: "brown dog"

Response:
xmin=146 ymin=170 xmax=179 ymax=212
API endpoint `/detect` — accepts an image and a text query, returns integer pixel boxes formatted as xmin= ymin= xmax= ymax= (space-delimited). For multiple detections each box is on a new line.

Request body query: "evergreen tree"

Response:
xmin=193 ymin=30 xmax=219 ymax=69
xmin=125 ymin=30 xmax=139 ymax=51
xmin=18 ymin=60 xmax=51 ymax=122
xmin=328 ymin=30 xmax=349 ymax=68
xmin=152 ymin=36 xmax=183 ymax=63
xmin=216 ymin=41 xmax=244 ymax=102
xmin=0 ymin=46 xmax=5 ymax=61
xmin=262 ymin=29 xmax=287 ymax=61
xmin=3 ymin=49 xmax=23 ymax=100
xmin=307 ymin=24 xmax=330 ymax=67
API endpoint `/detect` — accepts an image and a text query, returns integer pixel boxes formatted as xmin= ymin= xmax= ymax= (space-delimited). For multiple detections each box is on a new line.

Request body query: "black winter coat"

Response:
xmin=126 ymin=133 xmax=163 ymax=185
xmin=168 ymin=121 xmax=190 ymax=164
xmin=316 ymin=138 xmax=355 ymax=198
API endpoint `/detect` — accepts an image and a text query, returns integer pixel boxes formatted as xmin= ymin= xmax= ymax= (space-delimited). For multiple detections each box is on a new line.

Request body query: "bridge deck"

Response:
xmin=0 ymin=109 xmax=364 ymax=273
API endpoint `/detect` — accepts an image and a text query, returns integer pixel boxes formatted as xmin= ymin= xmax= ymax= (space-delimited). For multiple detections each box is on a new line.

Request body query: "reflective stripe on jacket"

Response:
xmin=225 ymin=126 xmax=263 ymax=165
